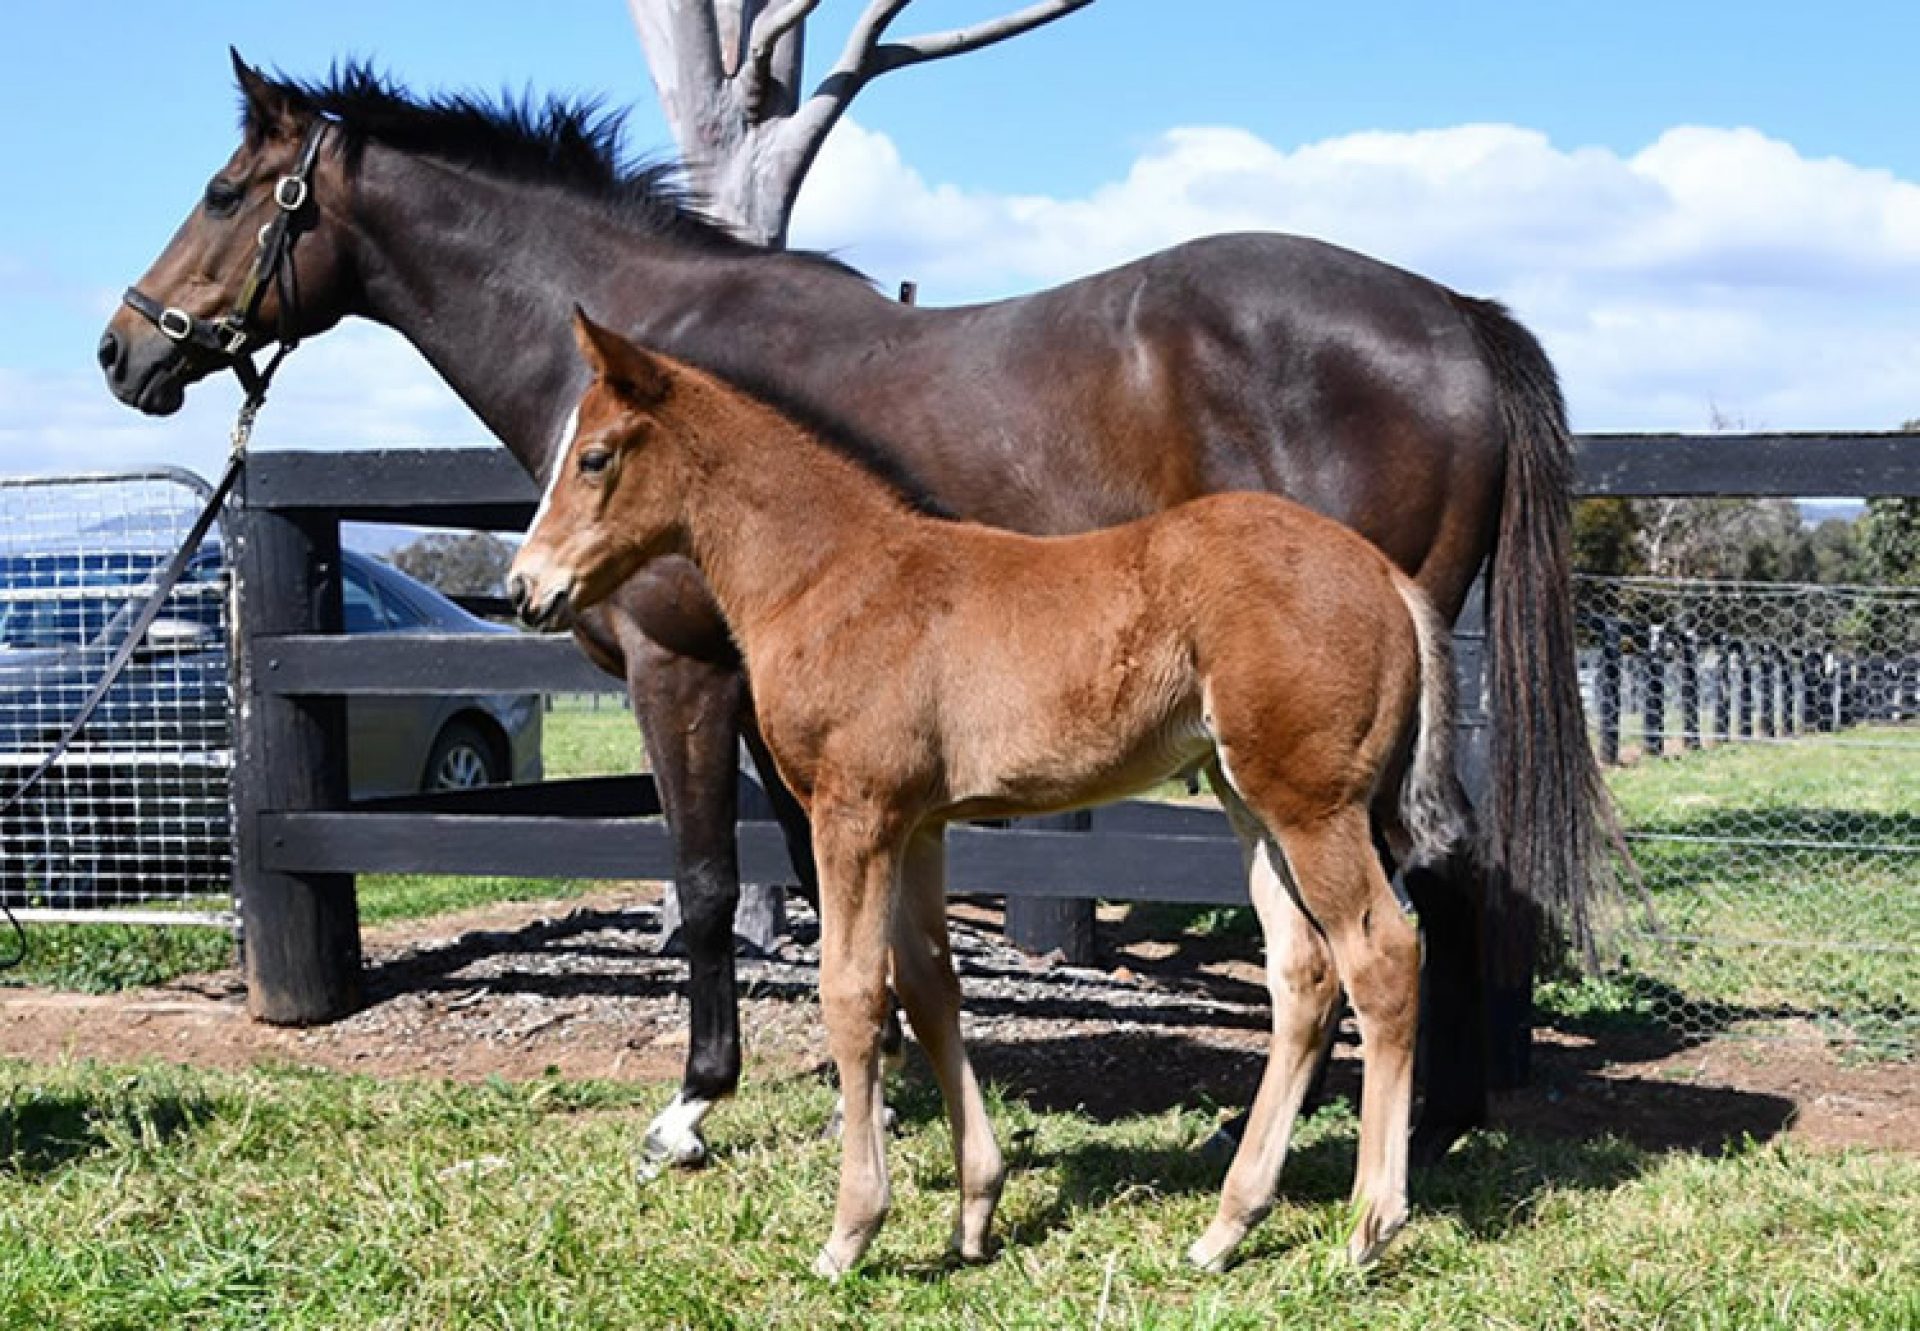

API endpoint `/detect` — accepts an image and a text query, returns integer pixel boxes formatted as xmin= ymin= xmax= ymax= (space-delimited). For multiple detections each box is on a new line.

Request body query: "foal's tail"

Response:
xmin=1391 ymin=576 xmax=1473 ymax=869
xmin=1455 ymin=294 xmax=1625 ymax=965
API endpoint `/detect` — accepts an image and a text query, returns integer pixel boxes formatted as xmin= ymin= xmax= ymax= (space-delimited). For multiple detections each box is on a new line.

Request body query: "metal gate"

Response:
xmin=1580 ymin=573 xmax=1918 ymax=1056
xmin=0 ymin=469 xmax=235 ymax=926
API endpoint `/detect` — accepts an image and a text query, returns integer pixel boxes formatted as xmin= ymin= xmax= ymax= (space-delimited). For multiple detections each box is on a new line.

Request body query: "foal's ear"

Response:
xmin=571 ymin=307 xmax=669 ymax=405
xmin=231 ymin=49 xmax=302 ymax=143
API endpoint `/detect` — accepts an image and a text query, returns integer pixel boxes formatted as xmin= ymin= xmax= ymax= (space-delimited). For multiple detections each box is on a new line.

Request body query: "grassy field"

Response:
xmin=1576 ymin=725 xmax=1917 ymax=1053
xmin=1 ymin=711 xmax=1915 ymax=1325
xmin=0 ymin=1058 xmax=1913 ymax=1330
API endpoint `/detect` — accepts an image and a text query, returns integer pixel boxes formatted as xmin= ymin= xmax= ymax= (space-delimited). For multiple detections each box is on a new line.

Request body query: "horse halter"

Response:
xmin=122 ymin=116 xmax=333 ymax=400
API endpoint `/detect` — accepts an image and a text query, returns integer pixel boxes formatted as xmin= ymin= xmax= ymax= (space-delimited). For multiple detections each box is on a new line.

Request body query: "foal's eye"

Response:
xmin=203 ymin=179 xmax=243 ymax=216
xmin=578 ymin=448 xmax=613 ymax=476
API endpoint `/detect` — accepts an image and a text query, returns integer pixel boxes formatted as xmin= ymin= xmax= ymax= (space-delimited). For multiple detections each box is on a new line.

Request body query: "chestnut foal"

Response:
xmin=512 ymin=312 xmax=1473 ymax=1276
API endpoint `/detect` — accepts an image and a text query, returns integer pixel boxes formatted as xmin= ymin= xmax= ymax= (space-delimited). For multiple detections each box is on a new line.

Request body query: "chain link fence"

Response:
xmin=1577 ymin=573 xmax=1918 ymax=1056
xmin=0 ymin=471 xmax=235 ymax=926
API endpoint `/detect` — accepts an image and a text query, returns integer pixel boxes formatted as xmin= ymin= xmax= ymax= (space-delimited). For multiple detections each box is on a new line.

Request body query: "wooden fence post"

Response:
xmin=1736 ymin=646 xmax=1754 ymax=737
xmin=1643 ymin=624 xmax=1666 ymax=758
xmin=230 ymin=495 xmax=362 ymax=1024
xmin=1712 ymin=640 xmax=1731 ymax=743
xmin=1002 ymin=809 xmax=1096 ymax=964
xmin=1677 ymin=631 xmax=1701 ymax=750
xmin=1596 ymin=617 xmax=1622 ymax=766
xmin=1757 ymin=648 xmax=1777 ymax=738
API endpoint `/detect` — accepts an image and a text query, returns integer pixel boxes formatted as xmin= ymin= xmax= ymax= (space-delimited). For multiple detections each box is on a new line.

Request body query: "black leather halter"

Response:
xmin=122 ymin=116 xmax=333 ymax=398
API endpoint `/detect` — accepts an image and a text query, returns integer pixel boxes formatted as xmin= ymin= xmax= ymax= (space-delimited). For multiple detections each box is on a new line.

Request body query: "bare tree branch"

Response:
xmin=714 ymin=0 xmax=748 ymax=75
xmin=874 ymin=0 xmax=1096 ymax=73
xmin=781 ymin=0 xmax=1093 ymax=205
xmin=629 ymin=0 xmax=725 ymax=112
xmin=822 ymin=0 xmax=915 ymax=89
xmin=741 ymin=0 xmax=821 ymax=113
xmin=747 ymin=0 xmax=819 ymax=66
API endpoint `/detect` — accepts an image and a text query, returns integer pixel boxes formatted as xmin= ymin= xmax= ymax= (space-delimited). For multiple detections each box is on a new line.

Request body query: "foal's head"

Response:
xmin=509 ymin=310 xmax=691 ymax=629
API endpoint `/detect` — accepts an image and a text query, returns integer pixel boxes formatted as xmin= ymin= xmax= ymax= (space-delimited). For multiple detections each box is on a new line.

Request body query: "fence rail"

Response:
xmin=8 ymin=433 xmax=1915 ymax=1061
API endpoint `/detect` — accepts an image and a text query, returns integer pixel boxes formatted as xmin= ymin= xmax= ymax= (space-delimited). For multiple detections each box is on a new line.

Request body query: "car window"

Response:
xmin=342 ymin=562 xmax=399 ymax=634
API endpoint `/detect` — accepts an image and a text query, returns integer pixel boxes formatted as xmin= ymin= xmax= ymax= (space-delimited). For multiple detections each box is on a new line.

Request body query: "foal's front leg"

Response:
xmin=811 ymin=808 xmax=905 ymax=1278
xmin=891 ymin=826 xmax=1004 ymax=1262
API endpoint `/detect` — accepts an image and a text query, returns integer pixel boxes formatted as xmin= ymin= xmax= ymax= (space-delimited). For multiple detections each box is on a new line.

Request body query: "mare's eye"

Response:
xmin=579 ymin=448 xmax=613 ymax=476
xmin=203 ymin=179 xmax=243 ymax=216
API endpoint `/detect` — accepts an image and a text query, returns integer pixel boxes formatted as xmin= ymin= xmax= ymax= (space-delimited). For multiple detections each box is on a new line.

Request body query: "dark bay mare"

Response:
xmin=100 ymin=59 xmax=1613 ymax=1169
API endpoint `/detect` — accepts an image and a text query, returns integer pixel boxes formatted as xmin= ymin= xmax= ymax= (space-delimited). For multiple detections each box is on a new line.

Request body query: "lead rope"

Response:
xmin=0 ymin=368 xmax=279 ymax=970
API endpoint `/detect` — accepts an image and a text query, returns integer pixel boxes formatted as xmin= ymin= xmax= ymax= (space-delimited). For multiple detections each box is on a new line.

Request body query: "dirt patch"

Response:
xmin=1 ymin=884 xmax=1911 ymax=1155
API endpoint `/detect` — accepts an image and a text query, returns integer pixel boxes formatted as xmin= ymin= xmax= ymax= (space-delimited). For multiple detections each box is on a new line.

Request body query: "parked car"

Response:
xmin=0 ymin=543 xmax=541 ymax=904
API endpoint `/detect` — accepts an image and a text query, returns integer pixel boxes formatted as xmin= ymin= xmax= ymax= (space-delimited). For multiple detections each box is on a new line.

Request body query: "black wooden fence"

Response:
xmin=228 ymin=433 xmax=1920 ymax=1079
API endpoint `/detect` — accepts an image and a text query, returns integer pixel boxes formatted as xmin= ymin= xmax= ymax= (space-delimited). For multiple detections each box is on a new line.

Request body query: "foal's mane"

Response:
xmin=682 ymin=357 xmax=957 ymax=522
xmin=252 ymin=62 xmax=861 ymax=275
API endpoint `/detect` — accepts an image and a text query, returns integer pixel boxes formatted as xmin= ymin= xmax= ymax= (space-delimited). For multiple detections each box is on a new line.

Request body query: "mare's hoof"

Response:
xmin=635 ymin=1127 xmax=708 ymax=1183
xmin=813 ymin=1247 xmax=852 ymax=1281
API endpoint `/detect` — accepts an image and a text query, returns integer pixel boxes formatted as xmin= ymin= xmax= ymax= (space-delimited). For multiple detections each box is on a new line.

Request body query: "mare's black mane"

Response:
xmin=255 ymin=62 xmax=860 ymax=274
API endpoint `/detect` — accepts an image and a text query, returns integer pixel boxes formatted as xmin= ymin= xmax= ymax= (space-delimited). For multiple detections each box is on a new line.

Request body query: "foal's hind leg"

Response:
xmin=890 ymin=826 xmax=1004 ymax=1262
xmin=1189 ymin=820 xmax=1341 ymax=1272
xmin=1275 ymin=808 xmax=1422 ymax=1265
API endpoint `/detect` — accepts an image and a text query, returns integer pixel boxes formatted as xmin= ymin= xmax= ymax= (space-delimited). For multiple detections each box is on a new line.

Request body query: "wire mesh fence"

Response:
xmin=1577 ymin=574 xmax=1918 ymax=1056
xmin=0 ymin=470 xmax=234 ymax=925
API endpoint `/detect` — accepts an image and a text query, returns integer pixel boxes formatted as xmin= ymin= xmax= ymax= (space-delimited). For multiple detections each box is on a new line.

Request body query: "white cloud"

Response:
xmin=7 ymin=117 xmax=1917 ymax=488
xmin=793 ymin=120 xmax=1920 ymax=431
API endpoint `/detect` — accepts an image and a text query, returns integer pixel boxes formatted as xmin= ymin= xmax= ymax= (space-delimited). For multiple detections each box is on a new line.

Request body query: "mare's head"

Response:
xmin=510 ymin=311 xmax=692 ymax=630
xmin=100 ymin=52 xmax=356 ymax=415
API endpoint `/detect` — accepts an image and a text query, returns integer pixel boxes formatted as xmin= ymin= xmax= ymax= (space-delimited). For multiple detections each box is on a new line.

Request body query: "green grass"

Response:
xmin=1584 ymin=725 xmax=1917 ymax=1052
xmin=0 ymin=1058 xmax=1913 ymax=1330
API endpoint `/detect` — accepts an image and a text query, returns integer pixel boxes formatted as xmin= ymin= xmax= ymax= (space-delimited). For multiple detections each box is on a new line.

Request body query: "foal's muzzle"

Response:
xmin=508 ymin=569 xmax=575 ymax=631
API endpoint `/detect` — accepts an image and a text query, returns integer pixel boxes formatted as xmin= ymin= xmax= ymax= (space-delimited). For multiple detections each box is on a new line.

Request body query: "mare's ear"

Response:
xmin=571 ymin=306 xmax=670 ymax=404
xmin=231 ymin=49 xmax=302 ymax=144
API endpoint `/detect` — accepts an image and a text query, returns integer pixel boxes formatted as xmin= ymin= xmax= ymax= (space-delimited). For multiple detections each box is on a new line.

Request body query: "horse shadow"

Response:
xmin=0 ymin=1087 xmax=214 ymax=1179
xmin=876 ymin=1013 xmax=1797 ymax=1260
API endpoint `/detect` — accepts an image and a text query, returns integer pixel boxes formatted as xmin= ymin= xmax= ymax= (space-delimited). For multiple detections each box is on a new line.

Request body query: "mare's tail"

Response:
xmin=1391 ymin=576 xmax=1473 ymax=869
xmin=1453 ymin=294 xmax=1625 ymax=965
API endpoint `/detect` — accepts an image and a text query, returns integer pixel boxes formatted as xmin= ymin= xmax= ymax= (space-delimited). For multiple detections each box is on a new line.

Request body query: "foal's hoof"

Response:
xmin=1347 ymin=1207 xmax=1407 ymax=1267
xmin=1186 ymin=1228 xmax=1239 ymax=1274
xmin=812 ymin=1247 xmax=853 ymax=1281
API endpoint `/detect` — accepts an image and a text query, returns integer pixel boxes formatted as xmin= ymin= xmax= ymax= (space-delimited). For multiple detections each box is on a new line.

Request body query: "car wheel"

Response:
xmin=423 ymin=720 xmax=504 ymax=792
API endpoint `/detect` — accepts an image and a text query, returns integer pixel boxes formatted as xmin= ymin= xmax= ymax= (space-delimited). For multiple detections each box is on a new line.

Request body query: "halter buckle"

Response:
xmin=274 ymin=176 xmax=309 ymax=212
xmin=217 ymin=319 xmax=251 ymax=357
xmin=157 ymin=308 xmax=194 ymax=342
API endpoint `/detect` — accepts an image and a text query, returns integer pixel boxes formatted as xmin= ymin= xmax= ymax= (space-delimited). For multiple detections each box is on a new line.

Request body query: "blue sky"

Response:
xmin=4 ymin=1 xmax=1919 ymax=480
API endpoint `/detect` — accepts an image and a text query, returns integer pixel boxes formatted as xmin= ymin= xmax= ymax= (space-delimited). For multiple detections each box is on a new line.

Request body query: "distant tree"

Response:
xmin=1630 ymin=497 xmax=1801 ymax=581
xmin=1572 ymin=497 xmax=1643 ymax=576
xmin=1807 ymin=517 xmax=1868 ymax=585
xmin=388 ymin=532 xmax=517 ymax=598
xmin=1859 ymin=496 xmax=1920 ymax=587
xmin=628 ymin=0 xmax=1097 ymax=246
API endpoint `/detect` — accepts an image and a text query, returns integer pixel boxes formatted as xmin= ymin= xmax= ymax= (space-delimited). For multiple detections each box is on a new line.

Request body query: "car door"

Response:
xmin=343 ymin=559 xmax=431 ymax=798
